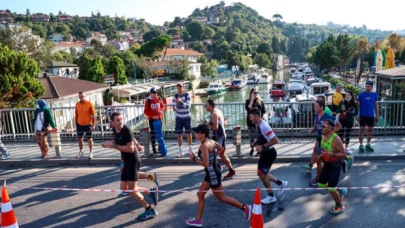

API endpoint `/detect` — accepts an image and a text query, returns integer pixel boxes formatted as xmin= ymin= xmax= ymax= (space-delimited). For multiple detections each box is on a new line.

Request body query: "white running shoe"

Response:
xmin=176 ymin=148 xmax=183 ymax=158
xmin=76 ymin=151 xmax=84 ymax=159
xmin=277 ymin=181 xmax=288 ymax=196
xmin=88 ymin=151 xmax=94 ymax=159
xmin=261 ymin=195 xmax=277 ymax=204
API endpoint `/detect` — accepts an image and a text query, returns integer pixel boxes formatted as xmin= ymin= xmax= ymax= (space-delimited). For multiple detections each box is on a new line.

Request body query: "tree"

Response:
xmin=203 ymin=27 xmax=216 ymax=39
xmin=201 ymin=59 xmax=219 ymax=78
xmin=70 ymin=47 xmax=78 ymax=58
xmin=187 ymin=21 xmax=205 ymax=40
xmin=272 ymin=14 xmax=283 ymax=20
xmin=108 ymin=56 xmax=127 ymax=85
xmin=137 ymin=34 xmax=172 ymax=58
xmin=171 ymin=17 xmax=183 ymax=28
xmin=354 ymin=36 xmax=370 ymax=84
xmin=26 ymin=8 xmax=31 ymax=16
xmin=53 ymin=51 xmax=74 ymax=63
xmin=335 ymin=34 xmax=356 ymax=75
xmin=254 ymin=53 xmax=272 ymax=68
xmin=135 ymin=56 xmax=153 ymax=79
xmin=271 ymin=37 xmax=281 ymax=54
xmin=88 ymin=56 xmax=105 ymax=83
xmin=0 ymin=44 xmax=45 ymax=108
xmin=312 ymin=34 xmax=339 ymax=71
xmin=114 ymin=50 xmax=138 ymax=79
xmin=31 ymin=41 xmax=55 ymax=69
xmin=77 ymin=54 xmax=93 ymax=81
xmin=143 ymin=30 xmax=163 ymax=43
xmin=387 ymin=33 xmax=403 ymax=53
xmin=190 ymin=42 xmax=206 ymax=53
xmin=49 ymin=13 xmax=56 ymax=22
xmin=90 ymin=39 xmax=103 ymax=52
xmin=0 ymin=26 xmax=38 ymax=53
xmin=101 ymin=44 xmax=117 ymax=58
xmin=256 ymin=42 xmax=273 ymax=57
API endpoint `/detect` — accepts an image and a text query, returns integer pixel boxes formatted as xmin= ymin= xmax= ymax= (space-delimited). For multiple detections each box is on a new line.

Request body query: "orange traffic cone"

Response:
xmin=1 ymin=181 xmax=19 ymax=228
xmin=250 ymin=187 xmax=264 ymax=228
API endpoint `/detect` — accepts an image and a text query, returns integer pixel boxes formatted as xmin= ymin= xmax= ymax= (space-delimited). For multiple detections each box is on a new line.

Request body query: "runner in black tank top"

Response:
xmin=185 ymin=124 xmax=251 ymax=227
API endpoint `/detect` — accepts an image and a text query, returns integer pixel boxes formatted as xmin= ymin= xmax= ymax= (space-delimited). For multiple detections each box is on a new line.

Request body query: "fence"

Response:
xmin=1 ymin=101 xmax=404 ymax=142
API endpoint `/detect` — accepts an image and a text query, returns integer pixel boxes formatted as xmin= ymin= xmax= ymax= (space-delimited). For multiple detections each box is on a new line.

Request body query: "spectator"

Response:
xmin=32 ymin=99 xmax=57 ymax=159
xmin=330 ymin=83 xmax=344 ymax=115
xmin=173 ymin=83 xmax=192 ymax=158
xmin=144 ymin=88 xmax=166 ymax=156
xmin=75 ymin=92 xmax=97 ymax=159
xmin=245 ymin=88 xmax=266 ymax=156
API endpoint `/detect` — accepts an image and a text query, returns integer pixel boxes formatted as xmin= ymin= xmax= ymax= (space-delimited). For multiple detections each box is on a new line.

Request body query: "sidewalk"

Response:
xmin=1 ymin=136 xmax=405 ymax=168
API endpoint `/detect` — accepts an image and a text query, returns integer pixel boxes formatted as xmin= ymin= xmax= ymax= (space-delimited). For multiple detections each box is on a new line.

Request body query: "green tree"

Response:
xmin=0 ymin=26 xmax=38 ymax=53
xmin=272 ymin=14 xmax=283 ymax=20
xmin=137 ymin=34 xmax=172 ymax=58
xmin=88 ymin=56 xmax=105 ymax=83
xmin=90 ymin=39 xmax=103 ymax=52
xmin=114 ymin=50 xmax=138 ymax=79
xmin=256 ymin=42 xmax=273 ymax=57
xmin=108 ymin=56 xmax=127 ymax=85
xmin=313 ymin=34 xmax=339 ymax=71
xmin=31 ymin=41 xmax=55 ymax=69
xmin=0 ymin=44 xmax=45 ymax=108
xmin=170 ymin=17 xmax=183 ymax=28
xmin=200 ymin=58 xmax=219 ymax=78
xmin=49 ymin=13 xmax=56 ymax=22
xmin=335 ymin=34 xmax=356 ymax=74
xmin=387 ymin=33 xmax=403 ymax=53
xmin=55 ymin=24 xmax=71 ymax=35
xmin=101 ymin=44 xmax=117 ymax=58
xmin=190 ymin=42 xmax=206 ymax=53
xmin=187 ymin=21 xmax=205 ymax=40
xmin=77 ymin=54 xmax=93 ymax=80
xmin=203 ymin=27 xmax=216 ymax=39
xmin=354 ymin=36 xmax=370 ymax=84
xmin=271 ymin=37 xmax=281 ymax=54
xmin=254 ymin=53 xmax=272 ymax=68
xmin=26 ymin=8 xmax=31 ymax=16
xmin=143 ymin=30 xmax=164 ymax=42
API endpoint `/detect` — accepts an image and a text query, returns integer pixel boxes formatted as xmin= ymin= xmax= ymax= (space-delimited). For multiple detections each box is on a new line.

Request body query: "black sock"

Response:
xmin=268 ymin=192 xmax=274 ymax=197
xmin=276 ymin=180 xmax=283 ymax=186
xmin=309 ymin=163 xmax=313 ymax=168
xmin=230 ymin=168 xmax=235 ymax=173
xmin=146 ymin=205 xmax=152 ymax=210
xmin=241 ymin=205 xmax=246 ymax=211
xmin=336 ymin=203 xmax=342 ymax=207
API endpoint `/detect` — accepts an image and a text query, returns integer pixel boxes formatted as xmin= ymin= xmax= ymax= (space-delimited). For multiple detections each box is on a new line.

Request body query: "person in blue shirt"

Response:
xmin=301 ymin=100 xmax=341 ymax=186
xmin=356 ymin=81 xmax=379 ymax=153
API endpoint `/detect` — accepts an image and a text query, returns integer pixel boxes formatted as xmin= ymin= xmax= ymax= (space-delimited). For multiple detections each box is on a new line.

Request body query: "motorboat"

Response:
xmin=286 ymin=82 xmax=305 ymax=98
xmin=247 ymin=73 xmax=260 ymax=84
xmin=207 ymin=81 xmax=227 ymax=95
xmin=227 ymin=78 xmax=247 ymax=90
xmin=224 ymin=81 xmax=231 ymax=89
xmin=269 ymin=80 xmax=287 ymax=97
xmin=257 ymin=74 xmax=271 ymax=84
xmin=290 ymin=93 xmax=317 ymax=128
xmin=289 ymin=67 xmax=296 ymax=74
xmin=268 ymin=98 xmax=292 ymax=126
xmin=310 ymin=82 xmax=332 ymax=104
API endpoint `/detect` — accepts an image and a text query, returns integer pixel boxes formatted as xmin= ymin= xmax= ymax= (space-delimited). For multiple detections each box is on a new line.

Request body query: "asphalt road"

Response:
xmin=1 ymin=161 xmax=404 ymax=228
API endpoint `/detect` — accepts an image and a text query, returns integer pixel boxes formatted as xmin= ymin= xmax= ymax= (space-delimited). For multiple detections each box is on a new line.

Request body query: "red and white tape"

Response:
xmin=5 ymin=185 xmax=405 ymax=193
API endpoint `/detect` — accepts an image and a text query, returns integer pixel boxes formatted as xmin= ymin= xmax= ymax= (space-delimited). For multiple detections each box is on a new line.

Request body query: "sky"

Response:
xmin=2 ymin=0 xmax=404 ymax=31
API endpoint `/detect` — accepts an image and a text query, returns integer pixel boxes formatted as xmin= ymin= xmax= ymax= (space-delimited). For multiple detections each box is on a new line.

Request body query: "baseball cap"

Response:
xmin=336 ymin=83 xmax=344 ymax=88
xmin=192 ymin=124 xmax=210 ymax=135
xmin=150 ymin=88 xmax=157 ymax=94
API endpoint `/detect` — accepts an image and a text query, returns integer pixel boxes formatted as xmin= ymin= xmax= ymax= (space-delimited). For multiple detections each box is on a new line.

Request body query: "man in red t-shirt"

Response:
xmin=144 ymin=88 xmax=165 ymax=156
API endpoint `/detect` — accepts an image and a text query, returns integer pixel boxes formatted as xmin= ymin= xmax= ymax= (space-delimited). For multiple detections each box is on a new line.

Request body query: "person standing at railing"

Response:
xmin=245 ymin=88 xmax=266 ymax=156
xmin=0 ymin=110 xmax=11 ymax=160
xmin=356 ymin=81 xmax=379 ymax=153
xmin=173 ymin=83 xmax=193 ymax=158
xmin=31 ymin=99 xmax=57 ymax=159
xmin=330 ymin=83 xmax=344 ymax=116
xmin=75 ymin=92 xmax=96 ymax=160
xmin=144 ymin=88 xmax=166 ymax=157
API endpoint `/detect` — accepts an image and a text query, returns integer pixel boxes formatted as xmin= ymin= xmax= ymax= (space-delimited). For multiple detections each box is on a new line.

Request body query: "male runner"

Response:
xmin=249 ymin=108 xmax=288 ymax=204
xmin=318 ymin=119 xmax=347 ymax=215
xmin=204 ymin=99 xmax=237 ymax=180
xmin=102 ymin=112 xmax=159 ymax=220
xmin=301 ymin=100 xmax=342 ymax=186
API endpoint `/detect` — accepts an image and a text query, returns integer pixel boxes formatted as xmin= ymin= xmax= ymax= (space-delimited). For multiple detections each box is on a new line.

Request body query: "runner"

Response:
xmin=102 ymin=112 xmax=159 ymax=220
xmin=249 ymin=108 xmax=288 ymax=204
xmin=318 ymin=119 xmax=347 ymax=215
xmin=204 ymin=99 xmax=237 ymax=180
xmin=357 ymin=81 xmax=379 ymax=153
xmin=186 ymin=124 xmax=251 ymax=227
xmin=173 ymin=83 xmax=193 ymax=158
xmin=301 ymin=100 xmax=342 ymax=186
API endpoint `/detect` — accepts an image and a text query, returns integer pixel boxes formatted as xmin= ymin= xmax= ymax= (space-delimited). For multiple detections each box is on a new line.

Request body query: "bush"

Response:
xmin=324 ymin=75 xmax=362 ymax=94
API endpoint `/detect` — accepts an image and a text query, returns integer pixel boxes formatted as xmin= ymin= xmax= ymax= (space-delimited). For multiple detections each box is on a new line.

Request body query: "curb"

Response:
xmin=1 ymin=154 xmax=405 ymax=168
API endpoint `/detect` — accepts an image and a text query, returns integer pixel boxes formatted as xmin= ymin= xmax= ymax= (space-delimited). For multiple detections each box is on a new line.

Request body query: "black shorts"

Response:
xmin=77 ymin=124 xmax=92 ymax=139
xmin=204 ymin=169 xmax=222 ymax=189
xmin=359 ymin=116 xmax=375 ymax=127
xmin=121 ymin=154 xmax=141 ymax=182
xmin=318 ymin=162 xmax=341 ymax=188
xmin=258 ymin=148 xmax=277 ymax=174
xmin=212 ymin=135 xmax=226 ymax=151
xmin=175 ymin=117 xmax=192 ymax=134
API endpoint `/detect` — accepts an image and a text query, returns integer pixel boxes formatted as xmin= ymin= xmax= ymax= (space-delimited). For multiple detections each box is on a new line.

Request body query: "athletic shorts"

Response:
xmin=175 ymin=117 xmax=192 ymax=134
xmin=77 ymin=124 xmax=92 ymax=139
xmin=316 ymin=136 xmax=322 ymax=155
xmin=213 ymin=135 xmax=226 ymax=152
xmin=359 ymin=116 xmax=375 ymax=127
xmin=318 ymin=162 xmax=341 ymax=188
xmin=204 ymin=169 xmax=222 ymax=189
xmin=121 ymin=154 xmax=141 ymax=182
xmin=258 ymin=148 xmax=277 ymax=175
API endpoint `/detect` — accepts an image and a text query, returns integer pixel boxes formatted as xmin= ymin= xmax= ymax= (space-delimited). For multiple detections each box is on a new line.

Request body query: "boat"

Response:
xmin=290 ymin=93 xmax=317 ymax=127
xmin=289 ymin=67 xmax=296 ymax=74
xmin=224 ymin=81 xmax=231 ymax=89
xmin=310 ymin=82 xmax=332 ymax=104
xmin=257 ymin=74 xmax=271 ymax=84
xmin=247 ymin=73 xmax=260 ymax=84
xmin=286 ymin=82 xmax=306 ymax=98
xmin=269 ymin=80 xmax=287 ymax=97
xmin=207 ymin=81 xmax=227 ymax=95
xmin=268 ymin=98 xmax=292 ymax=126
xmin=227 ymin=78 xmax=247 ymax=90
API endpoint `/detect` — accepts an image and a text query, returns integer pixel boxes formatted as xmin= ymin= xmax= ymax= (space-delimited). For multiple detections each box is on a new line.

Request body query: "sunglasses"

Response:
xmin=253 ymin=92 xmax=258 ymax=94
xmin=321 ymin=125 xmax=331 ymax=128
xmin=195 ymin=131 xmax=203 ymax=134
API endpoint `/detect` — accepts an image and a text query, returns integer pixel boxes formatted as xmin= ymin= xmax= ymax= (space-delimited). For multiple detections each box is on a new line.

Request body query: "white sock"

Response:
xmin=179 ymin=147 xmax=183 ymax=152
xmin=189 ymin=145 xmax=192 ymax=151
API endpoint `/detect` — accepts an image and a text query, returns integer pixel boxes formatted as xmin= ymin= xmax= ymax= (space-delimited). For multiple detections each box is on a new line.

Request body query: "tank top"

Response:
xmin=210 ymin=109 xmax=226 ymax=138
xmin=198 ymin=140 xmax=220 ymax=185
xmin=321 ymin=133 xmax=340 ymax=163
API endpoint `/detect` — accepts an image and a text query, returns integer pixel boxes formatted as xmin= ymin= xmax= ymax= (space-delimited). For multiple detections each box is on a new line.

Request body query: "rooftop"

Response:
xmin=39 ymin=76 xmax=108 ymax=99
xmin=47 ymin=61 xmax=78 ymax=68
xmin=56 ymin=41 xmax=86 ymax=47
xmin=163 ymin=48 xmax=204 ymax=56
xmin=376 ymin=66 xmax=405 ymax=78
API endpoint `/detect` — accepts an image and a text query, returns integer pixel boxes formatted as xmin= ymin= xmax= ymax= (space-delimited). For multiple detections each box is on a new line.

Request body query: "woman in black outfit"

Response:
xmin=245 ymin=88 xmax=267 ymax=156
xmin=337 ymin=90 xmax=358 ymax=154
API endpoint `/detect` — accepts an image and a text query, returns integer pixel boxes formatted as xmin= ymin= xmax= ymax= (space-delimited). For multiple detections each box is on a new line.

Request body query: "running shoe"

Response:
xmin=176 ymin=148 xmax=183 ymax=158
xmin=186 ymin=217 xmax=203 ymax=227
xmin=149 ymin=187 xmax=159 ymax=206
xmin=151 ymin=173 xmax=160 ymax=187
xmin=301 ymin=164 xmax=312 ymax=172
xmin=261 ymin=195 xmax=277 ymax=204
xmin=243 ymin=204 xmax=252 ymax=221
xmin=76 ymin=151 xmax=84 ymax=159
xmin=345 ymin=148 xmax=351 ymax=155
xmin=341 ymin=160 xmax=347 ymax=174
xmin=88 ymin=151 xmax=94 ymax=159
xmin=338 ymin=188 xmax=347 ymax=202
xmin=0 ymin=153 xmax=10 ymax=160
xmin=359 ymin=145 xmax=365 ymax=153
xmin=329 ymin=204 xmax=345 ymax=215
xmin=347 ymin=156 xmax=354 ymax=169
xmin=277 ymin=181 xmax=288 ymax=196
xmin=223 ymin=170 xmax=237 ymax=180
xmin=309 ymin=177 xmax=318 ymax=186
xmin=365 ymin=144 xmax=374 ymax=152
xmin=118 ymin=191 xmax=130 ymax=197
xmin=138 ymin=208 xmax=158 ymax=220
